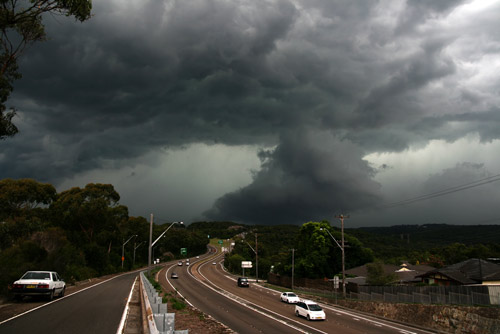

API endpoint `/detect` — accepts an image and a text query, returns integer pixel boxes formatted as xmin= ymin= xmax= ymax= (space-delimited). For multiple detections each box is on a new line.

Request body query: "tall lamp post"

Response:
xmin=133 ymin=241 xmax=144 ymax=267
xmin=290 ymin=248 xmax=295 ymax=291
xmin=122 ymin=235 xmax=137 ymax=268
xmin=242 ymin=233 xmax=258 ymax=283
xmin=320 ymin=227 xmax=346 ymax=297
xmin=148 ymin=216 xmax=183 ymax=272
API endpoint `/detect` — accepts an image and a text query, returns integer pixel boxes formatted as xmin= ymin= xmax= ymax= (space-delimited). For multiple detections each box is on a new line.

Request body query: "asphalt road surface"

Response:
xmin=165 ymin=249 xmax=437 ymax=334
xmin=0 ymin=271 xmax=137 ymax=334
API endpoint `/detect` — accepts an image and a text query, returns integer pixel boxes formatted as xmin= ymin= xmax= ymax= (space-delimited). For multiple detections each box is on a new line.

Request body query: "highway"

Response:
xmin=0 ymin=271 xmax=137 ymax=334
xmin=0 ymin=247 xmax=437 ymax=334
xmin=163 ymin=248 xmax=437 ymax=334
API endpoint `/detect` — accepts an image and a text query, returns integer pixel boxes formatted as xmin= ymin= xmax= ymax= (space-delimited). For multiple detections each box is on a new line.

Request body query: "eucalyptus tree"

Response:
xmin=0 ymin=0 xmax=92 ymax=139
xmin=50 ymin=183 xmax=128 ymax=244
xmin=295 ymin=221 xmax=374 ymax=279
xmin=0 ymin=178 xmax=56 ymax=249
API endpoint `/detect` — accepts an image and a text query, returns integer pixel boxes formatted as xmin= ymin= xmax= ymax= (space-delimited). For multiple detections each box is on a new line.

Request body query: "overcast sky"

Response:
xmin=2 ymin=0 xmax=500 ymax=227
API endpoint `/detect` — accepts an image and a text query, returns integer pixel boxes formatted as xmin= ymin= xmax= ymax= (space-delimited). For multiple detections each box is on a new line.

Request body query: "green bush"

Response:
xmin=169 ymin=297 xmax=186 ymax=310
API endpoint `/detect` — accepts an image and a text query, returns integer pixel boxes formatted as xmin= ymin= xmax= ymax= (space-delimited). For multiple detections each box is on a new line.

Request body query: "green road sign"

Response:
xmin=180 ymin=248 xmax=187 ymax=255
xmin=218 ymin=240 xmax=223 ymax=245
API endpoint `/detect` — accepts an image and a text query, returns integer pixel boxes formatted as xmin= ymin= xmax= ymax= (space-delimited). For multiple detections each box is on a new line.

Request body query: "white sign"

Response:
xmin=334 ymin=276 xmax=340 ymax=289
xmin=241 ymin=261 xmax=253 ymax=268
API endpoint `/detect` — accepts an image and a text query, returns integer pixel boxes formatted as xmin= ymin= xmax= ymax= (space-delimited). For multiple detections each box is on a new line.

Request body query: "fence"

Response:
xmin=268 ymin=273 xmax=500 ymax=306
xmin=351 ymin=285 xmax=500 ymax=306
xmin=140 ymin=271 xmax=188 ymax=334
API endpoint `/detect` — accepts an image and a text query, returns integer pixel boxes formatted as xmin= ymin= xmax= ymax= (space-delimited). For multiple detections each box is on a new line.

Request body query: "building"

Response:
xmin=345 ymin=262 xmax=435 ymax=286
xmin=418 ymin=258 xmax=500 ymax=286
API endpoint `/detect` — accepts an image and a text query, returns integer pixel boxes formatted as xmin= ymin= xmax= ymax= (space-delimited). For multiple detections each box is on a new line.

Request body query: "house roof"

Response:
xmin=345 ymin=262 xmax=435 ymax=284
xmin=418 ymin=258 xmax=500 ymax=284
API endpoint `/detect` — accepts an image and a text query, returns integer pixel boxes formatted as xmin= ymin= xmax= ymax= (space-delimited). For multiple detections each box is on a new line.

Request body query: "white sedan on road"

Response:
xmin=280 ymin=291 xmax=300 ymax=303
xmin=11 ymin=271 xmax=66 ymax=301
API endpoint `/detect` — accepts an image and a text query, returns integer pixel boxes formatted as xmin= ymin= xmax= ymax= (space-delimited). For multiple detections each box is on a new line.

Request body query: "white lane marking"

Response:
xmin=165 ymin=265 xmax=194 ymax=307
xmin=116 ymin=276 xmax=138 ymax=334
xmin=255 ymin=278 xmax=430 ymax=334
xmin=190 ymin=256 xmax=327 ymax=334
xmin=319 ymin=304 xmax=424 ymax=334
xmin=0 ymin=270 xmax=141 ymax=326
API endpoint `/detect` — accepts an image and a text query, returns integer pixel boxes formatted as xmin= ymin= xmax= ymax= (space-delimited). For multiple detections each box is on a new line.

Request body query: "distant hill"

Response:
xmin=186 ymin=222 xmax=500 ymax=267
xmin=187 ymin=221 xmax=248 ymax=239
xmin=350 ymin=224 xmax=500 ymax=247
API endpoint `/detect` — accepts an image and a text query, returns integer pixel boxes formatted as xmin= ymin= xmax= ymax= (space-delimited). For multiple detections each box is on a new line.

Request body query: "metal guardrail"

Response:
xmin=139 ymin=271 xmax=188 ymax=334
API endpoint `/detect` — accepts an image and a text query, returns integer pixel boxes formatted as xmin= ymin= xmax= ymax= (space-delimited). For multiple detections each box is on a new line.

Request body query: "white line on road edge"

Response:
xmin=189 ymin=255 xmax=327 ymax=334
xmin=116 ymin=276 xmax=138 ymax=334
xmin=0 ymin=271 xmax=139 ymax=326
xmin=164 ymin=265 xmax=194 ymax=307
xmin=255 ymin=280 xmax=433 ymax=334
xmin=319 ymin=304 xmax=427 ymax=334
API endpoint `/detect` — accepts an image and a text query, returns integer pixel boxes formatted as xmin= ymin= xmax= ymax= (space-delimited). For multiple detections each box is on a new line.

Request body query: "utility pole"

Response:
xmin=290 ymin=248 xmax=295 ymax=291
xmin=255 ymin=233 xmax=258 ymax=283
xmin=148 ymin=213 xmax=153 ymax=274
xmin=335 ymin=214 xmax=349 ymax=297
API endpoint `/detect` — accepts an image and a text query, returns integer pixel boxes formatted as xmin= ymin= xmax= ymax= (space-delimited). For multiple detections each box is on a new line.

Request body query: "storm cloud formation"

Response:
xmin=2 ymin=0 xmax=500 ymax=226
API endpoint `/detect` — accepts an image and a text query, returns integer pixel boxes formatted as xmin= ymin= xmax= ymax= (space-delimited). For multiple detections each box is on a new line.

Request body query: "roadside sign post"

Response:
xmin=334 ymin=276 xmax=340 ymax=304
xmin=180 ymin=248 xmax=187 ymax=257
xmin=241 ymin=261 xmax=252 ymax=277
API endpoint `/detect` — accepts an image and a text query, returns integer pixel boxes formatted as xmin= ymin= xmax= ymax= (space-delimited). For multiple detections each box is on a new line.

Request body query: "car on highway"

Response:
xmin=237 ymin=277 xmax=249 ymax=287
xmin=178 ymin=261 xmax=183 ymax=266
xmin=171 ymin=272 xmax=179 ymax=279
xmin=295 ymin=299 xmax=326 ymax=321
xmin=212 ymin=262 xmax=216 ymax=265
xmin=11 ymin=271 xmax=65 ymax=301
xmin=280 ymin=291 xmax=299 ymax=303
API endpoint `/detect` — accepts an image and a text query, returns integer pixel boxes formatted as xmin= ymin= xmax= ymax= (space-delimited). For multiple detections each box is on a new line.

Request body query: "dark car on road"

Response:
xmin=237 ymin=277 xmax=249 ymax=287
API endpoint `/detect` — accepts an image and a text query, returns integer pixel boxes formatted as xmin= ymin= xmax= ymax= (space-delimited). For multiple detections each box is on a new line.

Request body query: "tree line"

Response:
xmin=221 ymin=221 xmax=500 ymax=282
xmin=0 ymin=178 xmax=207 ymax=297
xmin=3 ymin=178 xmax=500 ymax=296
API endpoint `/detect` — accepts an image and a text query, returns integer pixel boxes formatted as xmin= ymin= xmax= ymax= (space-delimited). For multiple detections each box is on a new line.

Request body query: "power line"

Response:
xmin=375 ymin=173 xmax=500 ymax=210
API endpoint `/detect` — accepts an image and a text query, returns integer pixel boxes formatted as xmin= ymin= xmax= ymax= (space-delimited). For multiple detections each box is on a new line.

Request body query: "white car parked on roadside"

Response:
xmin=11 ymin=271 xmax=66 ymax=301
xmin=295 ymin=299 xmax=326 ymax=321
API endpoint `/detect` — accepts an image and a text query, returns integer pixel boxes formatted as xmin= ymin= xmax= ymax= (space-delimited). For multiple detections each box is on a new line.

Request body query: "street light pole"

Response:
xmin=152 ymin=221 xmax=183 ymax=247
xmin=133 ymin=241 xmax=144 ymax=267
xmin=148 ymin=219 xmax=183 ymax=270
xmin=290 ymin=248 xmax=295 ymax=291
xmin=122 ymin=235 xmax=137 ymax=268
xmin=243 ymin=233 xmax=258 ymax=283
xmin=148 ymin=214 xmax=153 ymax=274
xmin=255 ymin=233 xmax=258 ymax=283
xmin=320 ymin=225 xmax=346 ymax=297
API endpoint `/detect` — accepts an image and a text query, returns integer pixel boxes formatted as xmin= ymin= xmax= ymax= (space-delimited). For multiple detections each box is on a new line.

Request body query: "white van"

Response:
xmin=294 ymin=299 xmax=326 ymax=321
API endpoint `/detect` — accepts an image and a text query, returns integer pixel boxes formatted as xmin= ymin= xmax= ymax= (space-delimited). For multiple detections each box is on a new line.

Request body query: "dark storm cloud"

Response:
xmin=205 ymin=129 xmax=381 ymax=225
xmin=2 ymin=0 xmax=499 ymax=226
xmin=8 ymin=0 xmax=299 ymax=178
